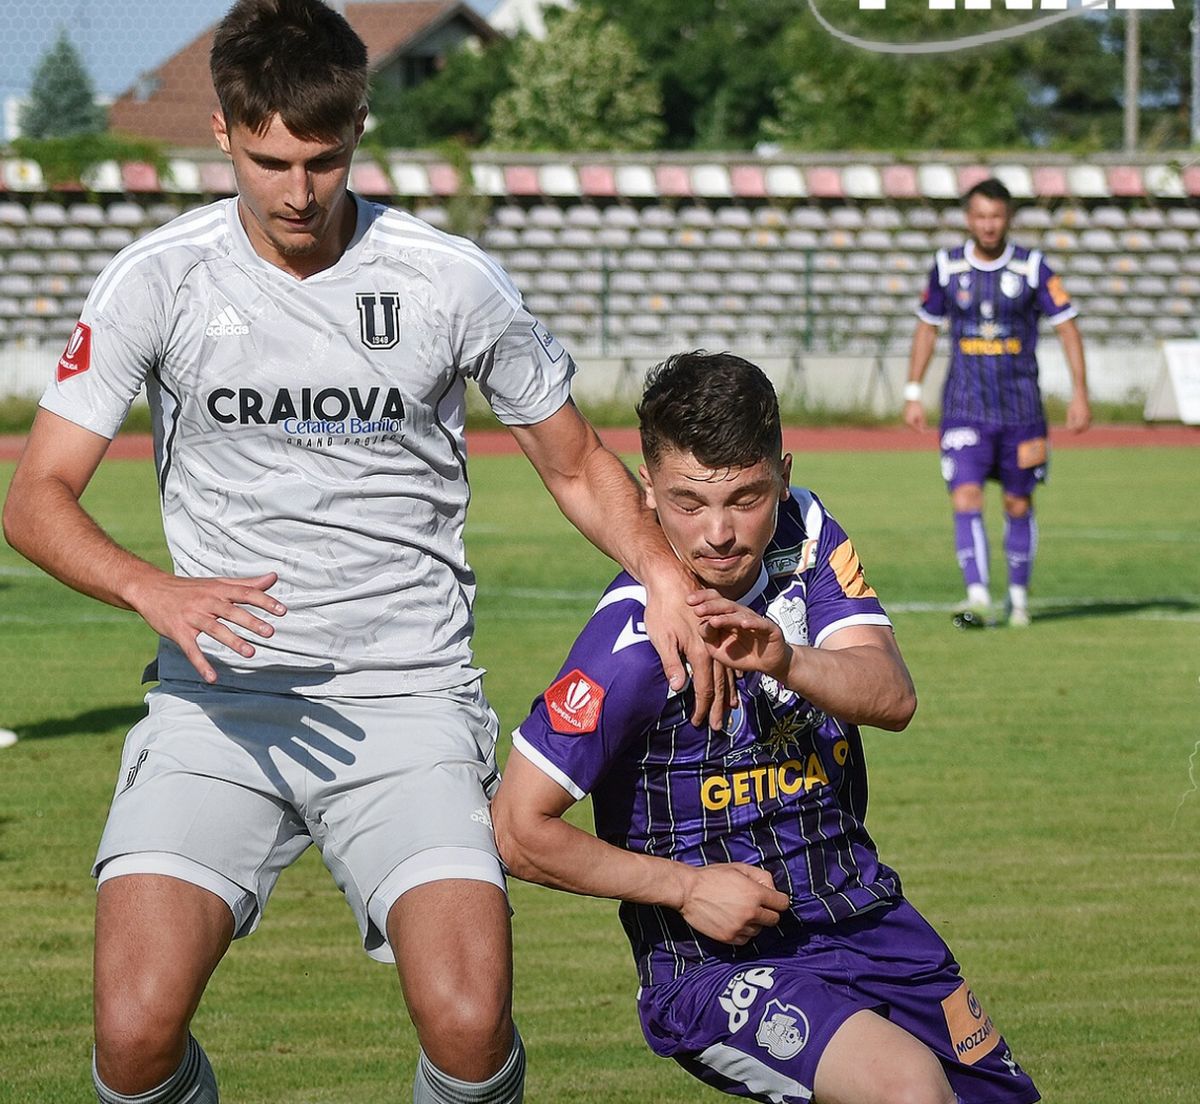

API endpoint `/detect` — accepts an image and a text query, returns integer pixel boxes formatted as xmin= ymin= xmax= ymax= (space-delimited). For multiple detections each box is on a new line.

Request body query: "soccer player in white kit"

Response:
xmin=1 ymin=2 xmax=726 ymax=1101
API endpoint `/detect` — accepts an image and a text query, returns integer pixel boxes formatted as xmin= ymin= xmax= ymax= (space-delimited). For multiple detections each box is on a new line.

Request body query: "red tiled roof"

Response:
xmin=108 ymin=3 xmax=497 ymax=149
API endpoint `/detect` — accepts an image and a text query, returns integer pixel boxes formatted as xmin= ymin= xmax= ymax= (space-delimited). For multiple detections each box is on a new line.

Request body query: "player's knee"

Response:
xmin=1003 ymin=494 xmax=1032 ymax=518
xmin=94 ymin=1004 xmax=188 ymax=1093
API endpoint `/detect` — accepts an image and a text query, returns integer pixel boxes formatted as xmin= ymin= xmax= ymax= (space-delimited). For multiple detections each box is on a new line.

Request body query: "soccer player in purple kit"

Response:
xmin=904 ymin=178 xmax=1091 ymax=628
xmin=492 ymin=351 xmax=1040 ymax=1104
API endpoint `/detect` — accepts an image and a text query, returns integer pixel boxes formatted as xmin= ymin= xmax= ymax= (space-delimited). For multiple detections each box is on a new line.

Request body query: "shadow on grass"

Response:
xmin=16 ymin=704 xmax=147 ymax=741
xmin=1034 ymin=597 xmax=1199 ymax=623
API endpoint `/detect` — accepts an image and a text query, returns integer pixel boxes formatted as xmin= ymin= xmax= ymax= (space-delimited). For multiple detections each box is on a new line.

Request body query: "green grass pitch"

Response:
xmin=1 ymin=445 xmax=1197 ymax=1103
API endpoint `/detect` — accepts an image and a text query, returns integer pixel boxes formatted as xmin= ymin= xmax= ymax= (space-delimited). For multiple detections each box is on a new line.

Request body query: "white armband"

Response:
xmin=903 ymin=381 xmax=923 ymax=403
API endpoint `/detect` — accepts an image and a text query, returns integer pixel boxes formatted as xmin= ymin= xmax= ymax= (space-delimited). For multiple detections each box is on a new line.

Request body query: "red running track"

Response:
xmin=1 ymin=424 xmax=1198 ymax=462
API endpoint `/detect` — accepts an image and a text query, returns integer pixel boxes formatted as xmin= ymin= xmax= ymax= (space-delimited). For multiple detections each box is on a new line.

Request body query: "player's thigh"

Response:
xmin=94 ymin=684 xmax=313 ymax=937
xmin=813 ymin=1008 xmax=954 ymax=1104
xmin=998 ymin=424 xmax=1048 ymax=501
xmin=311 ymin=682 xmax=505 ymax=963
xmin=388 ymin=878 xmax=512 ymax=1019
xmin=643 ymin=960 xmax=872 ymax=1104
xmin=939 ymin=423 xmax=995 ymax=504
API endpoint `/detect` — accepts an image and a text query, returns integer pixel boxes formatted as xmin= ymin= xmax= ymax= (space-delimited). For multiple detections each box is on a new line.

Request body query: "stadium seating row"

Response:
xmin=4 ymin=156 xmax=1200 ymax=202
xmin=2 ymin=182 xmax=1198 ymax=356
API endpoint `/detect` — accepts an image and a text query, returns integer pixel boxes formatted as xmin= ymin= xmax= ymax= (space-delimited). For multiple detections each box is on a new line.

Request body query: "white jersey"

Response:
xmin=41 ymin=196 xmax=575 ymax=696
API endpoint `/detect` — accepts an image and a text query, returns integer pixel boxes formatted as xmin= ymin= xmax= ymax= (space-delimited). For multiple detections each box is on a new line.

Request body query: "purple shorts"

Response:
xmin=638 ymin=899 xmax=1039 ymax=1104
xmin=939 ymin=421 xmax=1049 ymax=497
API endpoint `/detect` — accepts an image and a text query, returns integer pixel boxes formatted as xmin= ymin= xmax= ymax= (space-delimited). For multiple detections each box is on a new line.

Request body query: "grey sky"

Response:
xmin=0 ymin=0 xmax=498 ymax=101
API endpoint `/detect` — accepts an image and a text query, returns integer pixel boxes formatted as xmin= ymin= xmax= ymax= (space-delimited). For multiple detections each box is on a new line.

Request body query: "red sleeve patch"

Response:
xmin=543 ymin=668 xmax=605 ymax=735
xmin=57 ymin=322 xmax=92 ymax=382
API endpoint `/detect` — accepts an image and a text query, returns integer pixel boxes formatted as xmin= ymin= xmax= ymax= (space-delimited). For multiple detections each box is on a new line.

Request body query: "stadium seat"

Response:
xmin=782 ymin=229 xmax=819 ymax=251
xmin=632 ymin=227 xmax=670 ymax=249
xmin=564 ymin=205 xmax=603 ymax=228
xmin=106 ymin=202 xmax=145 ymax=227
xmin=857 ymin=229 xmax=892 ymax=252
xmin=597 ymin=227 xmax=632 ymax=248
xmin=6 ymin=255 xmax=42 ymax=276
xmin=45 ymin=253 xmax=83 ymax=276
xmin=739 ymin=250 xmax=773 ymax=272
xmin=1154 ymin=229 xmax=1190 ymax=252
xmin=1080 ymin=228 xmax=1119 ymax=252
xmin=828 ymin=207 xmax=865 ymax=230
xmin=18 ymin=226 xmax=55 ymax=250
xmin=482 ymin=227 xmax=520 ymax=250
xmin=0 ymin=202 xmax=29 ymax=225
xmin=1128 ymin=207 xmax=1165 ymax=230
xmin=895 ymin=230 xmax=932 ymax=252
xmin=1043 ymin=229 xmax=1078 ymax=252
xmin=709 ymin=228 xmax=744 ymax=250
xmin=713 ymin=206 xmax=752 ymax=230
xmin=790 ymin=207 xmax=828 ymax=230
xmin=528 ymin=205 xmax=565 ymax=229
xmin=1166 ymin=206 xmax=1200 ymax=230
xmin=754 ymin=207 xmax=789 ymax=229
xmin=688 ymin=271 xmax=723 ymax=294
xmin=30 ymin=202 xmax=67 ymax=227
xmin=1091 ymin=206 xmax=1127 ymax=229
xmin=698 ymin=249 xmax=734 ymax=271
xmin=522 ymin=227 xmax=557 ymax=249
xmin=940 ymin=207 xmax=967 ymax=230
xmin=1120 ymin=230 xmax=1154 ymax=251
xmin=1069 ymin=253 xmax=1104 ymax=275
xmin=1143 ymin=254 xmax=1180 ymax=276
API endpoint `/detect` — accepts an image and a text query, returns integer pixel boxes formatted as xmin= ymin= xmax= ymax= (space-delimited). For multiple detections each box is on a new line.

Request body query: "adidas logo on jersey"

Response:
xmin=206 ymin=306 xmax=250 ymax=337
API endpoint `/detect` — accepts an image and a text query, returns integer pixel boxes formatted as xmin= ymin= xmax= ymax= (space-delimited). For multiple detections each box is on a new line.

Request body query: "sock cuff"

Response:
xmin=93 ymin=1035 xmax=207 ymax=1104
xmin=417 ymin=1028 xmax=525 ymax=1104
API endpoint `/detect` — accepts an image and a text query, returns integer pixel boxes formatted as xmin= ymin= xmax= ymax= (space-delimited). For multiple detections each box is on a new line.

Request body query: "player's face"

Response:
xmin=214 ymin=109 xmax=366 ymax=278
xmin=965 ymin=194 xmax=1010 ymax=257
xmin=642 ymin=448 xmax=792 ymax=598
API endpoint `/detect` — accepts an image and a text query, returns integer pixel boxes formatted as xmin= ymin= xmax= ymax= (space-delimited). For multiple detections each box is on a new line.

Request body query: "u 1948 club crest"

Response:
xmin=356 ymin=292 xmax=401 ymax=350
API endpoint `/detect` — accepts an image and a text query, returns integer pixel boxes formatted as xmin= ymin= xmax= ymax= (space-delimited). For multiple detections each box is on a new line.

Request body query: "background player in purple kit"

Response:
xmin=492 ymin=351 xmax=1039 ymax=1104
xmin=903 ymin=178 xmax=1091 ymax=628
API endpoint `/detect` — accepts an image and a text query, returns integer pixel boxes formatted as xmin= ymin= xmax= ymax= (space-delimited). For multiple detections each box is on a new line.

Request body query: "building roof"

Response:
xmin=108 ymin=2 xmax=497 ymax=149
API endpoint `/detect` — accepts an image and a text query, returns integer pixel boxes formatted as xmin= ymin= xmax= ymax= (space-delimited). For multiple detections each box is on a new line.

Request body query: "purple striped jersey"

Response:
xmin=512 ymin=489 xmax=902 ymax=988
xmin=918 ymin=241 xmax=1077 ymax=426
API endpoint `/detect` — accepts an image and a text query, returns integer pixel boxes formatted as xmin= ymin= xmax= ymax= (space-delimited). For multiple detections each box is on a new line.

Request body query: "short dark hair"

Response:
xmin=964 ymin=177 xmax=1012 ymax=208
xmin=637 ymin=351 xmax=782 ymax=471
xmin=211 ymin=0 xmax=369 ymax=139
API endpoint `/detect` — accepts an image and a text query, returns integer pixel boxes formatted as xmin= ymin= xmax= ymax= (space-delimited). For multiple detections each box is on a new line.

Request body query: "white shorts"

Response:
xmin=94 ymin=679 xmax=506 ymax=963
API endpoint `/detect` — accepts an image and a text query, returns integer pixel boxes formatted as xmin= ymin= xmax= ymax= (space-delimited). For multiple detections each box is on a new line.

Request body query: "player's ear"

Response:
xmin=779 ymin=454 xmax=793 ymax=499
xmin=638 ymin=463 xmax=657 ymax=510
xmin=353 ymin=104 xmax=368 ymax=144
xmin=212 ymin=112 xmax=232 ymax=156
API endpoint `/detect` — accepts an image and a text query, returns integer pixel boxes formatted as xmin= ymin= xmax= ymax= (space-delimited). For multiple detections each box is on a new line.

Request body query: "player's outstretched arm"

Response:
xmin=689 ymin=592 xmax=917 ymax=731
xmin=1055 ymin=318 xmax=1091 ymax=433
xmin=3 ymin=409 xmax=286 ymax=684
xmin=509 ymin=399 xmax=730 ymax=728
xmin=492 ymin=750 xmax=789 ymax=946
xmin=903 ymin=321 xmax=938 ymax=432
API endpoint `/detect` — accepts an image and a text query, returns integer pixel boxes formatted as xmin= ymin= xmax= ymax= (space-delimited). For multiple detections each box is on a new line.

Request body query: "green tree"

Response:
xmin=368 ymin=38 xmax=518 ymax=149
xmin=580 ymin=0 xmax=800 ymax=150
xmin=19 ymin=29 xmax=106 ymax=139
xmin=488 ymin=7 xmax=663 ymax=151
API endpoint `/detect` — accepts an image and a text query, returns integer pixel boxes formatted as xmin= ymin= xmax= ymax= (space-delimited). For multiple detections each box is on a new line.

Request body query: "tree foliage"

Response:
xmin=19 ymin=29 xmax=106 ymax=140
xmin=368 ymin=38 xmax=518 ymax=149
xmin=487 ymin=7 xmax=664 ymax=151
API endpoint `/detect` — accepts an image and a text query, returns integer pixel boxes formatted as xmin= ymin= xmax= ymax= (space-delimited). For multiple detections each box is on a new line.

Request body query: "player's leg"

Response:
xmin=314 ymin=684 xmax=524 ymax=1103
xmin=950 ymin=482 xmax=990 ymax=609
xmin=813 ymin=1009 xmax=956 ymax=1104
xmin=940 ymin=425 xmax=994 ymax=618
xmin=1001 ymin=492 xmax=1036 ymax=626
xmin=389 ymin=880 xmax=525 ymax=1099
xmin=999 ymin=426 xmax=1048 ymax=626
xmin=93 ymin=872 xmax=234 ymax=1101
xmin=91 ymin=685 xmax=313 ymax=1101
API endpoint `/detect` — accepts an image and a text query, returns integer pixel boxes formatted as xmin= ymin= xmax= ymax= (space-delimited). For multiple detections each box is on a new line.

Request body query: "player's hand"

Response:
xmin=125 ymin=570 xmax=287 ymax=684
xmin=1066 ymin=393 xmax=1091 ymax=433
xmin=689 ymin=591 xmax=792 ymax=684
xmin=678 ymin=863 xmax=791 ymax=945
xmin=642 ymin=560 xmax=732 ymax=730
xmin=903 ymin=399 xmax=927 ymax=433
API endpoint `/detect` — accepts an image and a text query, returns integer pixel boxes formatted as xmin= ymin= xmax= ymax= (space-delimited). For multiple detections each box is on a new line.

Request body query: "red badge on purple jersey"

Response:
xmin=57 ymin=322 xmax=92 ymax=382
xmin=544 ymin=669 xmax=605 ymax=735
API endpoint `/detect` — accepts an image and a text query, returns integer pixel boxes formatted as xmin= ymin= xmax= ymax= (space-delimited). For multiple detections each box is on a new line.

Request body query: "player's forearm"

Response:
xmin=779 ymin=642 xmax=916 ymax=731
xmin=907 ymin=322 xmax=937 ymax=383
xmin=3 ymin=470 xmax=166 ymax=612
xmin=1057 ymin=320 xmax=1088 ymax=396
xmin=494 ymin=804 xmax=690 ymax=911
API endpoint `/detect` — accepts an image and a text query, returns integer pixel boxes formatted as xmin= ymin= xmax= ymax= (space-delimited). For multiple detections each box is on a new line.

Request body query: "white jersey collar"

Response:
xmin=964 ymin=240 xmax=1014 ymax=272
